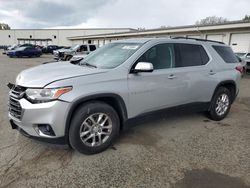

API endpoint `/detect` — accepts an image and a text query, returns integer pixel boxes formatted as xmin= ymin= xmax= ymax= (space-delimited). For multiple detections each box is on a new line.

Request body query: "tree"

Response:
xmin=243 ymin=15 xmax=250 ymax=21
xmin=0 ymin=23 xmax=11 ymax=30
xmin=195 ymin=16 xmax=228 ymax=25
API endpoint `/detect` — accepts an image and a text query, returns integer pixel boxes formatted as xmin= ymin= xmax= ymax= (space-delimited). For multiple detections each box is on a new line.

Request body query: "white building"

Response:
xmin=1 ymin=21 xmax=250 ymax=52
xmin=68 ymin=21 xmax=250 ymax=53
xmin=0 ymin=28 xmax=134 ymax=46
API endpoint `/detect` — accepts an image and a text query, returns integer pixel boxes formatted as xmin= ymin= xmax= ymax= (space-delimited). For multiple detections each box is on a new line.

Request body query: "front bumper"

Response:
xmin=8 ymin=98 xmax=70 ymax=143
xmin=10 ymin=120 xmax=68 ymax=144
xmin=7 ymin=52 xmax=14 ymax=56
xmin=53 ymin=52 xmax=65 ymax=60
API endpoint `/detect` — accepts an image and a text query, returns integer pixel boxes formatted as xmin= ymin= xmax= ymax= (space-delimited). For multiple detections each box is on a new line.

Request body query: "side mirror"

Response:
xmin=132 ymin=62 xmax=154 ymax=73
xmin=70 ymin=57 xmax=84 ymax=64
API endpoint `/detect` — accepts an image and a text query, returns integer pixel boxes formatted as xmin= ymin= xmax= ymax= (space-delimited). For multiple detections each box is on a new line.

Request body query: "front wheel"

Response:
xmin=69 ymin=102 xmax=120 ymax=154
xmin=65 ymin=55 xmax=72 ymax=61
xmin=208 ymin=87 xmax=232 ymax=121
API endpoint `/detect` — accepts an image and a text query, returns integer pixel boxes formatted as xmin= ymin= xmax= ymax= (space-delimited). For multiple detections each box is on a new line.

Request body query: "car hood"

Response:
xmin=55 ymin=49 xmax=71 ymax=53
xmin=16 ymin=62 xmax=107 ymax=88
xmin=8 ymin=50 xmax=19 ymax=53
xmin=73 ymin=54 xmax=88 ymax=58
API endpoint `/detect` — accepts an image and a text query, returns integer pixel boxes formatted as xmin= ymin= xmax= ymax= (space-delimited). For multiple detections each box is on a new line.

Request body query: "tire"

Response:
xmin=69 ymin=101 xmax=120 ymax=154
xmin=208 ymin=87 xmax=232 ymax=121
xmin=65 ymin=56 xmax=72 ymax=61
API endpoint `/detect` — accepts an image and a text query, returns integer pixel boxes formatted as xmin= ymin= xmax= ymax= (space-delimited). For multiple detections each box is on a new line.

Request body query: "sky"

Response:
xmin=0 ymin=0 xmax=249 ymax=29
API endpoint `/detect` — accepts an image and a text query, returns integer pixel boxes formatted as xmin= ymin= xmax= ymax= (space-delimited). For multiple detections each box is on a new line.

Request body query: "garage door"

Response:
xmin=230 ymin=33 xmax=250 ymax=53
xmin=206 ymin=34 xmax=224 ymax=42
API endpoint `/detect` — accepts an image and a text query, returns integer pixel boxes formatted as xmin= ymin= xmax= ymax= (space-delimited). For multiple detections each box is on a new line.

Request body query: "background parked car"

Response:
xmin=235 ymin=52 xmax=250 ymax=71
xmin=235 ymin=55 xmax=247 ymax=74
xmin=7 ymin=46 xmax=42 ymax=58
xmin=235 ymin=52 xmax=250 ymax=60
xmin=42 ymin=45 xmax=62 ymax=54
xmin=2 ymin=45 xmax=14 ymax=54
xmin=53 ymin=44 xmax=97 ymax=61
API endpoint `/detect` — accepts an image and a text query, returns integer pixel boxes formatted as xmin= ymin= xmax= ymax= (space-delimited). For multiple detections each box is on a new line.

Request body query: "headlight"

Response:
xmin=25 ymin=86 xmax=72 ymax=103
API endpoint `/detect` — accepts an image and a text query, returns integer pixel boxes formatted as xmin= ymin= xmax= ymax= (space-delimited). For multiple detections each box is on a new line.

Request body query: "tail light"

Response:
xmin=235 ymin=66 xmax=244 ymax=74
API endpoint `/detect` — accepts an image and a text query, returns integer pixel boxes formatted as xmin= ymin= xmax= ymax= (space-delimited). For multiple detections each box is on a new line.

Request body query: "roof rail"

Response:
xmin=171 ymin=36 xmax=225 ymax=44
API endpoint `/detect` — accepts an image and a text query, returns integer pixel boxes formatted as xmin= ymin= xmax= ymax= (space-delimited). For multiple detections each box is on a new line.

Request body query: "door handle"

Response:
xmin=209 ymin=70 xmax=216 ymax=75
xmin=168 ymin=74 xmax=177 ymax=79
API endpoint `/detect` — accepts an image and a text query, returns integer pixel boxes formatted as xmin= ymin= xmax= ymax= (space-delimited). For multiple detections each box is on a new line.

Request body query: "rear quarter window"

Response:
xmin=213 ymin=45 xmax=239 ymax=63
xmin=89 ymin=45 xmax=97 ymax=51
xmin=175 ymin=43 xmax=210 ymax=67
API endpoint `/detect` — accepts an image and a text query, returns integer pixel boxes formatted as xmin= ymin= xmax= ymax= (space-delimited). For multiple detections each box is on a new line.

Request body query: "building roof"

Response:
xmin=4 ymin=28 xmax=136 ymax=31
xmin=68 ymin=20 xmax=250 ymax=40
xmin=17 ymin=38 xmax=52 ymax=41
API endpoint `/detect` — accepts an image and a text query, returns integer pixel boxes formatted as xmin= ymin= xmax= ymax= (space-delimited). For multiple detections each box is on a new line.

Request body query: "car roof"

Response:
xmin=114 ymin=38 xmax=153 ymax=44
xmin=113 ymin=37 xmax=226 ymax=46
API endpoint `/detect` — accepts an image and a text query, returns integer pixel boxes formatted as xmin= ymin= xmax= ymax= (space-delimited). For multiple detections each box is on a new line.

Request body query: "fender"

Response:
xmin=64 ymin=93 xmax=128 ymax=137
xmin=210 ymin=80 xmax=237 ymax=106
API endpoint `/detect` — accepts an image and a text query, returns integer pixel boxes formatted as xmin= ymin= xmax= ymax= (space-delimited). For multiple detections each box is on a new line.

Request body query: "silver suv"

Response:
xmin=8 ymin=38 xmax=242 ymax=154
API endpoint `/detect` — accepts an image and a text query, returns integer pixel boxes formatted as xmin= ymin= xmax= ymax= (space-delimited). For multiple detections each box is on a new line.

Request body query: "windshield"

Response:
xmin=235 ymin=53 xmax=246 ymax=58
xmin=16 ymin=47 xmax=26 ymax=51
xmin=80 ymin=43 xmax=141 ymax=69
xmin=70 ymin=44 xmax=80 ymax=50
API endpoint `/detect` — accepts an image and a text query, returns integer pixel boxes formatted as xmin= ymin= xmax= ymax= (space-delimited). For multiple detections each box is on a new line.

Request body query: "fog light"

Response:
xmin=37 ymin=124 xmax=55 ymax=136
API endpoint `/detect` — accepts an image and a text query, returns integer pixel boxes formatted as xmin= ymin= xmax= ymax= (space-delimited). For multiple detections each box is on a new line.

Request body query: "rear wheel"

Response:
xmin=69 ymin=102 xmax=120 ymax=154
xmin=208 ymin=87 xmax=232 ymax=121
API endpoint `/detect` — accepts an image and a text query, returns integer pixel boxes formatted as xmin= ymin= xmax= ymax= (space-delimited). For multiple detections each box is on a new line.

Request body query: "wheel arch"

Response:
xmin=212 ymin=80 xmax=237 ymax=103
xmin=65 ymin=55 xmax=73 ymax=61
xmin=65 ymin=93 xmax=128 ymax=138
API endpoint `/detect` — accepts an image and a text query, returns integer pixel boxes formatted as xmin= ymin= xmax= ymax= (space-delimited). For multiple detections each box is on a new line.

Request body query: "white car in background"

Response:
xmin=235 ymin=52 xmax=250 ymax=71
xmin=235 ymin=52 xmax=250 ymax=60
xmin=53 ymin=44 xmax=97 ymax=61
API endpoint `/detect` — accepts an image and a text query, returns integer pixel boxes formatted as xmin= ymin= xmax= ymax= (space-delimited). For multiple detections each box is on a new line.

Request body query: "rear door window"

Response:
xmin=89 ymin=45 xmax=97 ymax=51
xmin=174 ymin=43 xmax=209 ymax=67
xmin=213 ymin=45 xmax=239 ymax=63
xmin=80 ymin=45 xmax=88 ymax=52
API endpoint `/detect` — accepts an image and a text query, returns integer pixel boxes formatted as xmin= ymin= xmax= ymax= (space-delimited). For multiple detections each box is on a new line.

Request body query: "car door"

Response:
xmin=173 ymin=43 xmax=215 ymax=103
xmin=23 ymin=47 xmax=31 ymax=56
xmin=30 ymin=47 xmax=36 ymax=56
xmin=127 ymin=43 xmax=189 ymax=117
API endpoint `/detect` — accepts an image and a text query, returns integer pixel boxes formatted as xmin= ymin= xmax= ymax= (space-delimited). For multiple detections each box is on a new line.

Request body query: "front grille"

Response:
xmin=9 ymin=97 xmax=22 ymax=119
xmin=8 ymin=85 xmax=26 ymax=120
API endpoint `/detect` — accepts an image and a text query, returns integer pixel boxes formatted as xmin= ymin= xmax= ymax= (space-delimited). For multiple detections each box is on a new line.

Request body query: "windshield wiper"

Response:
xmin=81 ymin=62 xmax=97 ymax=68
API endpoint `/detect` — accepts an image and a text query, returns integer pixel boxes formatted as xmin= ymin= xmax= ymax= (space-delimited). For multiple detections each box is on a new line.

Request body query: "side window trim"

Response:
xmin=129 ymin=42 xmax=176 ymax=73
